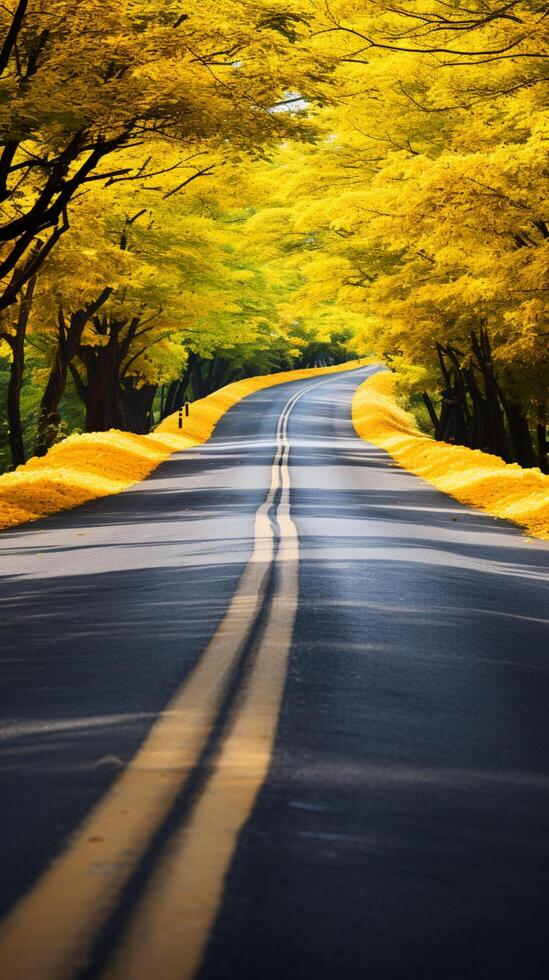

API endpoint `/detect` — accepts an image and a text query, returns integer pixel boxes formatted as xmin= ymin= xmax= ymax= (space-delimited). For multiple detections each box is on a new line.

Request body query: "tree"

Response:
xmin=0 ymin=1 xmax=324 ymax=463
xmin=1 ymin=1 xmax=546 ymax=471
xmin=240 ymin=3 xmax=549 ymax=465
xmin=0 ymin=0 xmax=318 ymax=315
xmin=0 ymin=273 xmax=35 ymax=464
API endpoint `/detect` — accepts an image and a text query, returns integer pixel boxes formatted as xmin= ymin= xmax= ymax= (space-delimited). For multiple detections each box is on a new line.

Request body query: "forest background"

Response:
xmin=0 ymin=0 xmax=547 ymax=474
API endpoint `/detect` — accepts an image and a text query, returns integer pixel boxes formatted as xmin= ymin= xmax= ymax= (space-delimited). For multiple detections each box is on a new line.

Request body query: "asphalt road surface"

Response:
xmin=1 ymin=365 xmax=549 ymax=980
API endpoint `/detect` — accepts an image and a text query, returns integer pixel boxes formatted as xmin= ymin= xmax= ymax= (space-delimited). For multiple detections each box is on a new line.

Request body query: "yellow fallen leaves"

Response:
xmin=352 ymin=372 xmax=549 ymax=541
xmin=0 ymin=361 xmax=368 ymax=531
xmin=3 ymin=362 xmax=546 ymax=539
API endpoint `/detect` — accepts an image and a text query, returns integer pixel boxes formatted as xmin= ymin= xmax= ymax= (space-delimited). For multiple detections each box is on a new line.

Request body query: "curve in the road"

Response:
xmin=1 ymin=365 xmax=548 ymax=980
xmin=0 ymin=379 xmax=322 ymax=980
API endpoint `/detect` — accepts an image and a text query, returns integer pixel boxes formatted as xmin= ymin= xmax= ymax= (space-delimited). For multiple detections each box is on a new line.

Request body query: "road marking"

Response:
xmin=0 ymin=380 xmax=314 ymax=980
xmin=102 ymin=385 xmax=302 ymax=980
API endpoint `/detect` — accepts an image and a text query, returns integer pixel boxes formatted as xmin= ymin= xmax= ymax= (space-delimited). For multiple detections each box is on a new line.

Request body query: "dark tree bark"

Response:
xmin=0 ymin=11 xmax=149 ymax=314
xmin=505 ymin=401 xmax=535 ymax=468
xmin=0 ymin=275 xmax=36 ymax=466
xmin=422 ymin=391 xmax=439 ymax=429
xmin=120 ymin=381 xmax=157 ymax=434
xmin=77 ymin=341 xmax=123 ymax=432
xmin=0 ymin=4 xmax=220 ymax=325
xmin=463 ymin=365 xmax=490 ymax=450
xmin=160 ymin=379 xmax=184 ymax=419
xmin=73 ymin=314 xmax=151 ymax=432
xmin=190 ymin=356 xmax=241 ymax=400
xmin=470 ymin=328 xmax=509 ymax=461
xmin=425 ymin=326 xmax=539 ymax=470
xmin=537 ymin=423 xmax=548 ymax=474
xmin=34 ymin=287 xmax=112 ymax=455
xmin=0 ymin=1 xmax=28 ymax=79
xmin=0 ymin=126 xmax=137 ymax=316
xmin=6 ymin=332 xmax=26 ymax=466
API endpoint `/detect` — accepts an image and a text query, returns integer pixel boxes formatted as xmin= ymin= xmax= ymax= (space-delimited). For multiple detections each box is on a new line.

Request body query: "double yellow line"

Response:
xmin=0 ymin=381 xmax=317 ymax=980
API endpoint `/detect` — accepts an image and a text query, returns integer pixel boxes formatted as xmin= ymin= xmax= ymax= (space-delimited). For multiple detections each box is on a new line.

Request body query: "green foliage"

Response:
xmin=0 ymin=2 xmax=546 ymax=470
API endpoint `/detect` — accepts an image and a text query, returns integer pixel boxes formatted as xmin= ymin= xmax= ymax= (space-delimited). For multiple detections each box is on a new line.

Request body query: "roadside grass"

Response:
xmin=353 ymin=371 xmax=549 ymax=541
xmin=0 ymin=360 xmax=369 ymax=531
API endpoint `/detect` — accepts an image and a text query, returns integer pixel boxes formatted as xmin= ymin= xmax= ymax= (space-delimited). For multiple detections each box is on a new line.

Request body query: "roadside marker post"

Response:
xmin=178 ymin=403 xmax=190 ymax=429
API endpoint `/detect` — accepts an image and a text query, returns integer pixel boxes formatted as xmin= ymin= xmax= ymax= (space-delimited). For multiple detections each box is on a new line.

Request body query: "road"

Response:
xmin=1 ymin=365 xmax=549 ymax=980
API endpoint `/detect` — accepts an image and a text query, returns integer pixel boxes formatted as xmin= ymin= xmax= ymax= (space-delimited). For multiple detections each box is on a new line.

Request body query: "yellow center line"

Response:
xmin=0 ymin=378 xmax=324 ymax=980
xmin=100 ymin=385 xmax=308 ymax=980
xmin=0 ymin=526 xmax=273 ymax=980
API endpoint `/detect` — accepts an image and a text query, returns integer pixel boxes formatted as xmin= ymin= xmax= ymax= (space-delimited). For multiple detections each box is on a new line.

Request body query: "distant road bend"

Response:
xmin=1 ymin=365 xmax=549 ymax=980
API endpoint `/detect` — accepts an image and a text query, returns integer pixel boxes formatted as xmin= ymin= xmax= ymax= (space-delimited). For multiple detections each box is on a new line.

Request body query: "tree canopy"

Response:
xmin=0 ymin=1 xmax=547 ymax=469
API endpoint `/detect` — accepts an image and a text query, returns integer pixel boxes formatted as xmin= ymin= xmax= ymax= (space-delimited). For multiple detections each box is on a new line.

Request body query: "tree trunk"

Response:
xmin=35 ymin=289 xmax=112 ymax=455
xmin=34 ymin=346 xmax=68 ymax=457
xmin=422 ymin=391 xmax=438 ymax=430
xmin=190 ymin=356 xmax=240 ymax=400
xmin=470 ymin=328 xmax=510 ymax=461
xmin=3 ymin=276 xmax=36 ymax=467
xmin=80 ymin=345 xmax=120 ymax=431
xmin=427 ymin=328 xmax=540 ymax=470
xmin=504 ymin=402 xmax=535 ymax=468
xmin=161 ymin=379 xmax=184 ymax=419
xmin=537 ymin=423 xmax=548 ymax=474
xmin=7 ymin=332 xmax=26 ymax=466
xmin=120 ymin=381 xmax=157 ymax=434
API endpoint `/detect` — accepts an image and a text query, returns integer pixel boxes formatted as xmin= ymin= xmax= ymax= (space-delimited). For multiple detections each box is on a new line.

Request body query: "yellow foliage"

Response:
xmin=0 ymin=361 xmax=369 ymax=531
xmin=353 ymin=372 xmax=549 ymax=540
xmin=1 ymin=1 xmax=546 ymax=487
